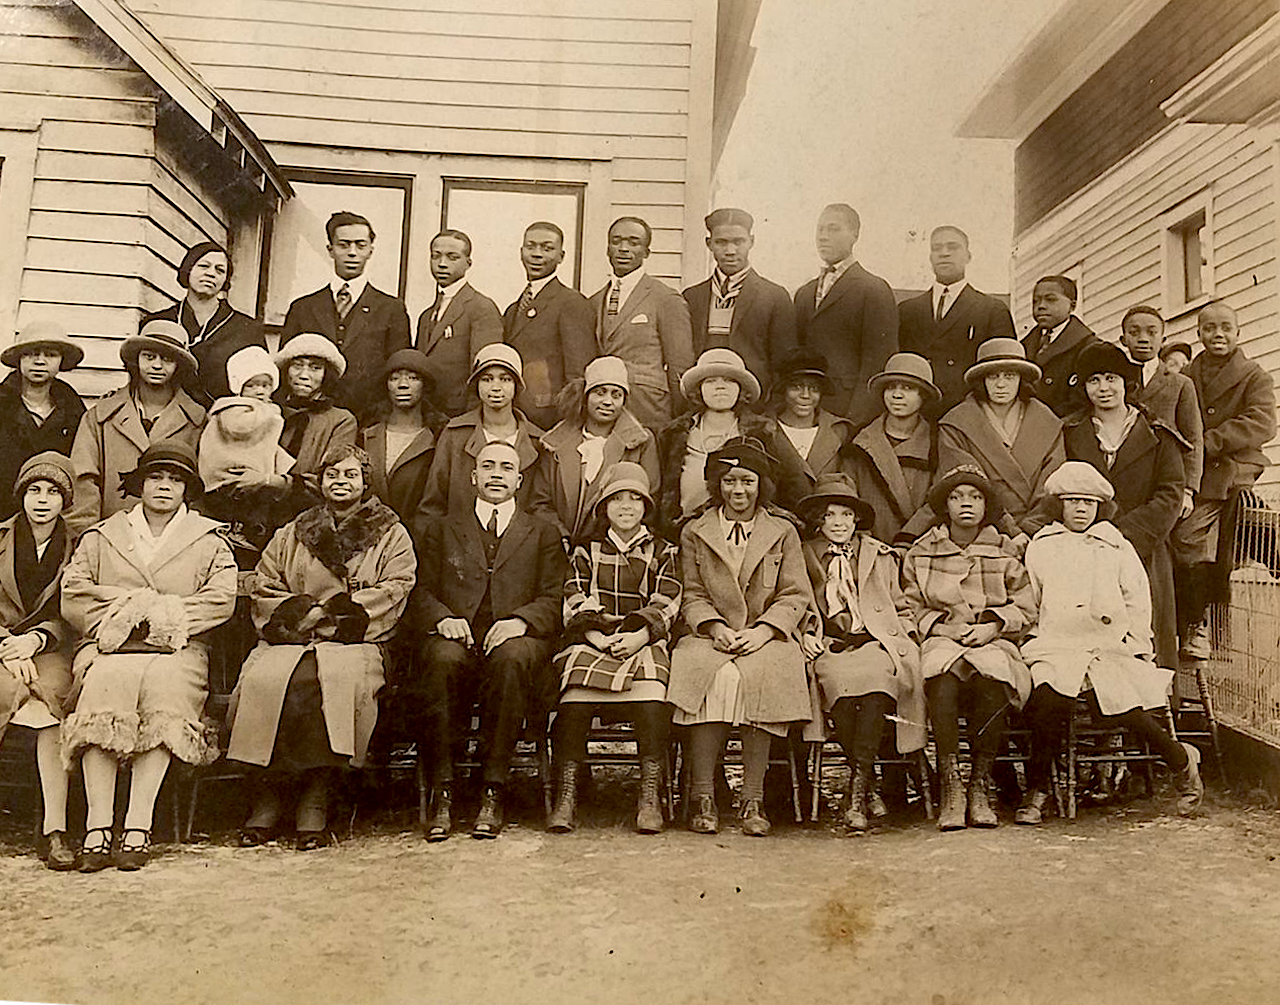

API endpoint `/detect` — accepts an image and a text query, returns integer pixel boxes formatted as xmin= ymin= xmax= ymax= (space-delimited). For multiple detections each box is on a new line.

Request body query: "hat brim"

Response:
xmin=796 ymin=490 xmax=875 ymax=528
xmin=274 ymin=338 xmax=347 ymax=379
xmin=1 ymin=338 xmax=84 ymax=371
xmin=120 ymin=461 xmax=203 ymax=501
xmin=467 ymin=360 xmax=525 ymax=393
xmin=681 ymin=362 xmax=761 ymax=405
xmin=593 ymin=480 xmax=655 ymax=516
xmin=964 ymin=359 xmax=1041 ymax=386
xmin=927 ymin=471 xmax=1004 ymax=523
xmin=120 ymin=336 xmax=198 ymax=374
xmin=867 ymin=372 xmax=941 ymax=402
xmin=773 ymin=369 xmax=831 ymax=396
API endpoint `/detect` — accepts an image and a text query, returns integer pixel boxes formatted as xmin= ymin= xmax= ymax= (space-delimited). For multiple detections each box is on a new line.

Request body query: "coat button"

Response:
xmin=888 ymin=627 xmax=897 ymax=635
xmin=1207 ymin=407 xmax=1215 ymax=415
xmin=1045 ymin=377 xmax=1054 ymax=384
xmin=1100 ymin=615 xmax=1111 ymax=624
xmin=947 ymin=359 xmax=955 ymax=366
xmin=874 ymin=605 xmax=883 ymax=612
xmin=898 ymin=645 xmax=907 ymax=655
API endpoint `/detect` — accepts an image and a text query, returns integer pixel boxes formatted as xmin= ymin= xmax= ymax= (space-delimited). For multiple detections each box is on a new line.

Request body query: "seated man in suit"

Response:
xmin=1021 ymin=275 xmax=1101 ymax=417
xmin=589 ymin=216 xmax=693 ymax=430
xmin=683 ymin=208 xmax=795 ymax=394
xmin=793 ymin=203 xmax=897 ymax=427
xmin=405 ymin=441 xmax=567 ymax=840
xmin=502 ymin=221 xmax=595 ymax=430
xmin=414 ymin=229 xmax=504 ymax=418
xmin=1119 ymin=304 xmax=1203 ymax=520
xmin=898 ymin=225 xmax=1014 ymax=416
xmin=1173 ymin=301 xmax=1276 ymax=659
xmin=281 ymin=211 xmax=410 ymax=419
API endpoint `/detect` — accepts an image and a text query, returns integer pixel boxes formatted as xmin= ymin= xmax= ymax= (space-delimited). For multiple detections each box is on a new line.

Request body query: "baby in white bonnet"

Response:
xmin=198 ymin=345 xmax=294 ymax=492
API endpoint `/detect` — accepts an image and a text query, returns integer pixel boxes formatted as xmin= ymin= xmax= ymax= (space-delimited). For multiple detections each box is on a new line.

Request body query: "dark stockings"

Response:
xmin=829 ymin=693 xmax=894 ymax=769
xmin=925 ymin=669 xmax=1009 ymax=760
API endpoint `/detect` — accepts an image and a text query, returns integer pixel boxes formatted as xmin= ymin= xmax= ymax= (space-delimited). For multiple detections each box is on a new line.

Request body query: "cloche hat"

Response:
xmin=868 ymin=352 xmax=941 ymax=401
xmin=1 ymin=320 xmax=84 ymax=370
xmin=679 ymin=348 xmax=761 ymax=405
xmin=121 ymin=320 xmax=198 ymax=375
xmin=963 ymin=338 xmax=1040 ymax=386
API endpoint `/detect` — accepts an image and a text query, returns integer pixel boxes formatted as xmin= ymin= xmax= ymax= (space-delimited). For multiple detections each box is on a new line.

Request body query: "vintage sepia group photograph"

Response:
xmin=1 ymin=1 xmax=1279 ymax=1003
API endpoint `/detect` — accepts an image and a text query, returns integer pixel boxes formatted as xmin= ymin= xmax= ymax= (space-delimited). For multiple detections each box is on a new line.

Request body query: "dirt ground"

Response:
xmin=2 ymin=775 xmax=1280 ymax=1005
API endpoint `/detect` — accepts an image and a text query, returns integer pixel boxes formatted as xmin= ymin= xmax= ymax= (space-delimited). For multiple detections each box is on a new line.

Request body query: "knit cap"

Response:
xmin=226 ymin=345 xmax=279 ymax=396
xmin=14 ymin=450 xmax=73 ymax=503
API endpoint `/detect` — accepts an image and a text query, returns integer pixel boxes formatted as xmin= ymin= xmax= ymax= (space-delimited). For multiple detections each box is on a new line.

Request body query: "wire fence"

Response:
xmin=1206 ymin=490 xmax=1280 ymax=748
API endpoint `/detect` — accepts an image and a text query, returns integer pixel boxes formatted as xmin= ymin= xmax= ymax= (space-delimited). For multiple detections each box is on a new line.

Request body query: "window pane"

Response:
xmin=1182 ymin=213 xmax=1206 ymax=303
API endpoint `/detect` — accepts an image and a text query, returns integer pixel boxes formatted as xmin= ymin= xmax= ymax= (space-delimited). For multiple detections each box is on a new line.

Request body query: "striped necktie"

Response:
xmin=935 ymin=287 xmax=949 ymax=323
xmin=815 ymin=265 xmax=836 ymax=306
xmin=335 ymin=283 xmax=352 ymax=318
xmin=607 ymin=278 xmax=620 ymax=317
xmin=517 ymin=283 xmax=534 ymax=316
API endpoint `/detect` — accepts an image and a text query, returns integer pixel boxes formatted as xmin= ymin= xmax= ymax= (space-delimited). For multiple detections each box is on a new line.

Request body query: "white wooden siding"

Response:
xmin=1011 ymin=122 xmax=1280 ymax=484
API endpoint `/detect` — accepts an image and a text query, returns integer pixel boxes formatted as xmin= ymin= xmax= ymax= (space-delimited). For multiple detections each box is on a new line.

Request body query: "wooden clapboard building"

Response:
xmin=959 ymin=0 xmax=1280 ymax=483
xmin=3 ymin=0 xmax=760 ymax=390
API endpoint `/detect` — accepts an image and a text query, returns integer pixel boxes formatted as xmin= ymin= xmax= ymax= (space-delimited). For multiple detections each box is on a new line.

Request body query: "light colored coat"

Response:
xmin=1022 ymin=521 xmax=1173 ymax=714
xmin=589 ymin=273 xmax=695 ymax=429
xmin=226 ymin=512 xmax=416 ymax=768
xmin=67 ymin=387 xmax=206 ymax=536
xmin=667 ymin=507 xmax=814 ymax=724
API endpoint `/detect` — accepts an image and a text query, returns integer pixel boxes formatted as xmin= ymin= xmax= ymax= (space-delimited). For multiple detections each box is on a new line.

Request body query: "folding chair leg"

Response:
xmin=185 ymin=777 xmax=199 ymax=843
xmin=810 ymin=743 xmax=824 ymax=822
xmin=787 ymin=744 xmax=802 ymax=824
xmin=913 ymin=750 xmax=934 ymax=820
xmin=538 ymin=737 xmax=553 ymax=819
xmin=1067 ymin=712 xmax=1078 ymax=820
xmin=415 ymin=756 xmax=428 ymax=830
xmin=1195 ymin=664 xmax=1228 ymax=787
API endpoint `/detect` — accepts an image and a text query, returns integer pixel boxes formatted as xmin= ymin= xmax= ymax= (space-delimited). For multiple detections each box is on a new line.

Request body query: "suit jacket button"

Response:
xmin=947 ymin=359 xmax=955 ymax=366
xmin=1100 ymin=615 xmax=1111 ymax=625
xmin=1045 ymin=377 xmax=1054 ymax=384
xmin=1207 ymin=406 xmax=1215 ymax=415
xmin=888 ymin=627 xmax=897 ymax=635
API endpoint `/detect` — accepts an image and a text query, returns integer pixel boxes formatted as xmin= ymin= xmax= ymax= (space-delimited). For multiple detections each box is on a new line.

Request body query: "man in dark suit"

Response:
xmin=502 ymin=221 xmax=595 ymax=429
xmin=793 ymin=204 xmax=897 ymax=427
xmin=280 ymin=210 xmax=410 ymax=418
xmin=415 ymin=229 xmax=504 ymax=417
xmin=1021 ymin=274 xmax=1101 ymax=417
xmin=682 ymin=208 xmax=795 ymax=394
xmin=898 ymin=225 xmax=1015 ymax=415
xmin=405 ymin=442 xmax=566 ymax=841
xmin=588 ymin=216 xmax=693 ymax=429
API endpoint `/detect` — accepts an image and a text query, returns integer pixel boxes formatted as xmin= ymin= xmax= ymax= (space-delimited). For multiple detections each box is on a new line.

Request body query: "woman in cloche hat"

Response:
xmin=532 ymin=355 xmax=659 ymax=544
xmin=61 ymin=442 xmax=237 ymax=871
xmin=796 ymin=472 xmax=926 ymax=833
xmin=902 ymin=464 xmax=1037 ymax=833
xmin=547 ymin=462 xmax=681 ymax=836
xmin=66 ymin=319 xmax=207 ymax=537
xmin=0 ymin=452 xmax=77 ymax=869
xmin=666 ymin=436 xmax=814 ymax=838
xmin=1018 ymin=461 xmax=1203 ymax=824
xmin=936 ymin=337 xmax=1065 ymax=538
xmin=419 ymin=342 xmax=544 ymax=521
xmin=0 ymin=321 xmax=85 ymax=521
xmin=844 ymin=352 xmax=941 ymax=544
xmin=273 ymin=332 xmax=357 ymax=489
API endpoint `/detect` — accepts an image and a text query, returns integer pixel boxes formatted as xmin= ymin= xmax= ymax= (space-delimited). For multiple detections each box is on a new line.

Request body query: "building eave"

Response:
xmin=1161 ymin=13 xmax=1280 ymax=127
xmin=956 ymin=0 xmax=1172 ymax=141
xmin=74 ymin=0 xmax=292 ymax=203
xmin=712 ymin=0 xmax=762 ymax=170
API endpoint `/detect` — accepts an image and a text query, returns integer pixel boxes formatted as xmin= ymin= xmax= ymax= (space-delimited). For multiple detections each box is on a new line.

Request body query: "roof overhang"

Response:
xmin=74 ymin=0 xmax=292 ymax=204
xmin=1162 ymin=13 xmax=1280 ymax=127
xmin=712 ymin=0 xmax=762 ymax=170
xmin=957 ymin=0 xmax=1172 ymax=141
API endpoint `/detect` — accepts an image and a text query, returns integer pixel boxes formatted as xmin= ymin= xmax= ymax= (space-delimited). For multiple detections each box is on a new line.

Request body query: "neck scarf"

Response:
xmin=14 ymin=515 xmax=65 ymax=613
xmin=822 ymin=540 xmax=862 ymax=635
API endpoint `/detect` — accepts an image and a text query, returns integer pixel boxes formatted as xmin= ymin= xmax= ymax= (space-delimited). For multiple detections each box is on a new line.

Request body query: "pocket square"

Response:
xmin=630 ymin=313 xmax=649 ymax=323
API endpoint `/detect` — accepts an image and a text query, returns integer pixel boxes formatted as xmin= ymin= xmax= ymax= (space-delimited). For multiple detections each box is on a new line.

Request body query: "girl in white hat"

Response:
xmin=548 ymin=462 xmax=681 ymax=835
xmin=532 ymin=355 xmax=659 ymax=544
xmin=1019 ymin=461 xmax=1203 ymax=822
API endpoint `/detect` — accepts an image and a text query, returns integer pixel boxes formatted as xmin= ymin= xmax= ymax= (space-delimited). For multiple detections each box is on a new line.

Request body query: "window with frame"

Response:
xmin=1161 ymin=192 xmax=1213 ymax=317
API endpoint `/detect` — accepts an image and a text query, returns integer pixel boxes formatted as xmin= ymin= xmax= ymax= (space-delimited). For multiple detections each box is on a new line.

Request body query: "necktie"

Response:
xmin=935 ymin=287 xmax=949 ymax=323
xmin=815 ymin=265 xmax=836 ymax=307
xmin=335 ymin=283 xmax=352 ymax=319
xmin=517 ymin=283 xmax=534 ymax=317
xmin=429 ymin=288 xmax=445 ymax=328
xmin=607 ymin=278 xmax=620 ymax=317
xmin=729 ymin=522 xmax=748 ymax=546
xmin=486 ymin=509 xmax=499 ymax=536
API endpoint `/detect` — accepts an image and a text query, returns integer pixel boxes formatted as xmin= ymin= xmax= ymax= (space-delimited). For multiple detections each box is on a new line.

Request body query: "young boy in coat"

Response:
xmin=1019 ymin=462 xmax=1203 ymax=822
xmin=405 ymin=441 xmax=567 ymax=840
xmin=1173 ymin=302 xmax=1277 ymax=659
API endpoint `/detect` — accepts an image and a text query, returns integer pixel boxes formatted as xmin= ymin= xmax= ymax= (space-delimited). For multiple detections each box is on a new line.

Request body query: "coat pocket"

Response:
xmin=759 ymin=553 xmax=781 ymax=590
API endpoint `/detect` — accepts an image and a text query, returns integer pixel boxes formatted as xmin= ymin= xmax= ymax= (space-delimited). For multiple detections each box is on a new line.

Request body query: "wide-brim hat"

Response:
xmin=274 ymin=333 xmax=347 ymax=378
xmin=868 ymin=351 xmax=941 ymax=402
xmin=772 ymin=346 xmax=831 ymax=394
xmin=705 ymin=435 xmax=777 ymax=484
xmin=382 ymin=348 xmax=436 ymax=391
xmin=679 ymin=348 xmax=761 ymax=405
xmin=796 ymin=472 xmax=875 ymax=528
xmin=964 ymin=337 xmax=1040 ymax=386
xmin=1044 ymin=460 xmax=1114 ymax=502
xmin=593 ymin=460 xmax=654 ymax=516
xmin=14 ymin=450 xmax=74 ymax=503
xmin=1075 ymin=341 xmax=1140 ymax=385
xmin=120 ymin=319 xmax=199 ymax=374
xmin=927 ymin=464 xmax=1004 ymax=523
xmin=468 ymin=342 xmax=525 ymax=392
xmin=119 ymin=441 xmax=203 ymax=500
xmin=2 ymin=320 xmax=84 ymax=370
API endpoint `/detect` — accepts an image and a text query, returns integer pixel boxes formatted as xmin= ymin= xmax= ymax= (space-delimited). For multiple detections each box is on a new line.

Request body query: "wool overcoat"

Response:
xmin=1022 ymin=316 xmax=1102 ymax=417
xmin=0 ymin=372 xmax=84 ymax=521
xmin=1138 ymin=367 xmax=1203 ymax=495
xmin=844 ymin=414 xmax=936 ymax=544
xmin=667 ymin=507 xmax=814 ymax=724
xmin=360 ymin=423 xmax=436 ymax=523
xmin=770 ymin=408 xmax=856 ymax=514
xmin=1186 ymin=348 xmax=1277 ymax=499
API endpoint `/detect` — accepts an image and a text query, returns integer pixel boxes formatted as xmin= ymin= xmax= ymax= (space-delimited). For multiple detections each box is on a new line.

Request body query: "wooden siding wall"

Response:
xmin=1014 ymin=0 xmax=1277 ymax=234
xmin=1010 ymin=123 xmax=1280 ymax=484
xmin=0 ymin=1 xmax=240 ymax=396
xmin=130 ymin=0 xmax=701 ymax=289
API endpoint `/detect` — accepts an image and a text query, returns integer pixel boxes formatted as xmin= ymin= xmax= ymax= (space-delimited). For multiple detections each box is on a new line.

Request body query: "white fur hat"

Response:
xmin=225 ymin=345 xmax=279 ymax=396
xmin=274 ymin=333 xmax=347 ymax=378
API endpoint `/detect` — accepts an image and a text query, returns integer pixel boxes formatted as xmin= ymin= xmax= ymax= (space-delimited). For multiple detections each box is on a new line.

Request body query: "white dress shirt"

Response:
xmin=816 ymin=255 xmax=856 ymax=302
xmin=330 ymin=273 xmax=368 ymax=305
xmin=433 ymin=279 xmax=466 ymax=322
xmin=475 ymin=497 xmax=516 ymax=536
xmin=1040 ymin=317 xmax=1070 ymax=348
xmin=608 ymin=267 xmax=645 ymax=312
xmin=933 ymin=280 xmax=968 ymax=320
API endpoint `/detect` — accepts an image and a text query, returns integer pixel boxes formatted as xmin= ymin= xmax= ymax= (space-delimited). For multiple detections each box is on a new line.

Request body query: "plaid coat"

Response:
xmin=554 ymin=528 xmax=681 ymax=693
xmin=902 ymin=524 xmax=1035 ymax=702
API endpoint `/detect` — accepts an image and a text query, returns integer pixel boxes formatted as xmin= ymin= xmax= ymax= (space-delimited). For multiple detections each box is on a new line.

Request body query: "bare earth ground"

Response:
xmin=2 ymin=780 xmax=1280 ymax=1005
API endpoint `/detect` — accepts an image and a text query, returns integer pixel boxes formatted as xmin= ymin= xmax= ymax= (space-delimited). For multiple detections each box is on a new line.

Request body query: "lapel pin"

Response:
xmin=443 ymin=325 xmax=453 ymax=339
xmin=527 ymin=308 xmax=537 ymax=318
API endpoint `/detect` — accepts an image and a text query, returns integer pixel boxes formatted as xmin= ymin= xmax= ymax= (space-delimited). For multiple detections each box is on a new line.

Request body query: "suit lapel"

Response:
xmin=805 ymin=411 xmax=844 ymax=478
xmin=492 ymin=510 xmax=534 ymax=574
xmin=729 ymin=271 xmax=759 ymax=336
xmin=1111 ymin=417 xmax=1158 ymax=477
xmin=97 ymin=514 xmax=158 ymax=588
xmin=421 ymin=284 xmax=469 ymax=354
xmin=935 ymin=285 xmax=977 ymax=340
xmin=108 ymin=395 xmax=151 ymax=454
xmin=343 ymin=286 xmax=378 ymax=344
xmin=1198 ymin=350 xmax=1248 ymax=405
xmin=149 ymin=392 xmax=199 ymax=444
xmin=389 ymin=428 xmax=435 ymax=480
xmin=814 ymin=263 xmax=857 ymax=318
xmin=1039 ymin=317 xmax=1091 ymax=366
xmin=363 ymin=427 xmax=390 ymax=500
xmin=512 ymin=278 xmax=561 ymax=339
xmin=147 ymin=513 xmax=219 ymax=577
xmin=942 ymin=400 xmax=1035 ymax=502
xmin=603 ymin=275 xmax=652 ymax=339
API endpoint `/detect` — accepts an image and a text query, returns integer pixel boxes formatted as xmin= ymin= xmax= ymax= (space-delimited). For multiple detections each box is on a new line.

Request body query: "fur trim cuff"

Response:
xmin=138 ymin=711 xmax=220 ymax=766
xmin=60 ymin=710 xmax=142 ymax=769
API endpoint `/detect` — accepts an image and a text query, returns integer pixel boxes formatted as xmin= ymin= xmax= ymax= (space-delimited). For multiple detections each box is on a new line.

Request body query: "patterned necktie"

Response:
xmin=936 ymin=287 xmax=949 ymax=323
xmin=335 ymin=283 xmax=352 ymax=319
xmin=815 ymin=265 xmax=836 ymax=307
xmin=607 ymin=278 xmax=620 ymax=317
xmin=517 ymin=283 xmax=534 ymax=317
